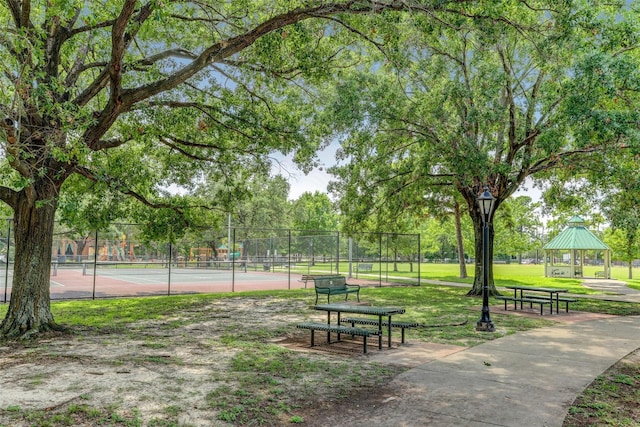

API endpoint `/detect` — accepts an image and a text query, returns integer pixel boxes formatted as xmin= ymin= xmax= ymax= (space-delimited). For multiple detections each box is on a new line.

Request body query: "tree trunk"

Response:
xmin=628 ymin=261 xmax=633 ymax=280
xmin=393 ymin=249 xmax=398 ymax=272
xmin=467 ymin=216 xmax=499 ymax=297
xmin=0 ymin=193 xmax=61 ymax=339
xmin=454 ymin=202 xmax=467 ymax=278
xmin=76 ymin=238 xmax=88 ymax=262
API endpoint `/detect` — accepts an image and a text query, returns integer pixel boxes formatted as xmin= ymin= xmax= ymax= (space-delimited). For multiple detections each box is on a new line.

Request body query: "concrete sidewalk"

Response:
xmin=315 ymin=277 xmax=640 ymax=426
xmin=315 ymin=316 xmax=640 ymax=426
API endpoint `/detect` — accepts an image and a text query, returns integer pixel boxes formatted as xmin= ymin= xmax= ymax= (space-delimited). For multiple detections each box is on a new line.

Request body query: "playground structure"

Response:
xmin=98 ymin=238 xmax=136 ymax=262
xmin=189 ymin=247 xmax=214 ymax=261
xmin=188 ymin=245 xmax=242 ymax=263
xmin=208 ymin=244 xmax=242 ymax=261
xmin=52 ymin=234 xmax=137 ymax=263
xmin=54 ymin=237 xmax=96 ymax=262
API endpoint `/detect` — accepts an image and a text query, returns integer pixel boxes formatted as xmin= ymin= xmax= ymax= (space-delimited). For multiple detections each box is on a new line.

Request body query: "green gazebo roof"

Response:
xmin=543 ymin=216 xmax=610 ymax=250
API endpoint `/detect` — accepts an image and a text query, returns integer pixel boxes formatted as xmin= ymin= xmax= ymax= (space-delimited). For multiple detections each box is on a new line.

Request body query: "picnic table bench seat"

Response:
xmin=340 ymin=317 xmax=418 ymax=343
xmin=495 ymin=295 xmax=553 ymax=315
xmin=313 ymin=275 xmax=360 ymax=304
xmin=296 ymin=322 xmax=378 ymax=353
xmin=523 ymin=294 xmax=578 ymax=313
xmin=495 ymin=295 xmax=518 ymax=311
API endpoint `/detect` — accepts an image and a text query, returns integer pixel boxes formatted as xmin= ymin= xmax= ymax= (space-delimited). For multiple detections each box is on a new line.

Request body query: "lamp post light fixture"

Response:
xmin=476 ymin=185 xmax=496 ymax=332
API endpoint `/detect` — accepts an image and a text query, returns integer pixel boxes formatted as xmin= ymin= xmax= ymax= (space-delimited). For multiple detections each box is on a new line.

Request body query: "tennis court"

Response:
xmin=1 ymin=261 xmax=308 ymax=301
xmin=1 ymin=222 xmax=420 ymax=302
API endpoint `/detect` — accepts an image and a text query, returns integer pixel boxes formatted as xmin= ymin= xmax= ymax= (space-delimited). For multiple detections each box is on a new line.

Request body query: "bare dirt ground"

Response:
xmin=0 ymin=297 xmax=461 ymax=427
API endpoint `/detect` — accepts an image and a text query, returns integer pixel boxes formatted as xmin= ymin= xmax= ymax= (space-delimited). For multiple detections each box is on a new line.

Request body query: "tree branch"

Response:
xmin=159 ymin=136 xmax=227 ymax=157
xmin=528 ymin=144 xmax=621 ymax=175
xmin=72 ymin=164 xmax=175 ymax=210
xmin=5 ymin=0 xmax=22 ymax=29
xmin=19 ymin=0 xmax=32 ymax=29
xmin=157 ymin=136 xmax=262 ymax=169
xmin=93 ymin=138 xmax=129 ymax=151
xmin=315 ymin=14 xmax=390 ymax=59
xmin=67 ymin=18 xmax=116 ymax=38
xmin=73 ymin=2 xmax=153 ymax=109
xmin=1 ymin=117 xmax=31 ymax=179
xmin=71 ymin=164 xmax=212 ymax=215
xmin=0 ymin=186 xmax=19 ymax=209
xmin=134 ymin=48 xmax=198 ymax=67
xmin=64 ymin=35 xmax=93 ymax=88
xmin=136 ymin=99 xmax=294 ymax=143
xmin=109 ymin=0 xmax=139 ymax=105
xmin=120 ymin=1 xmax=456 ymax=107
xmin=80 ymin=1 xmax=474 ymax=149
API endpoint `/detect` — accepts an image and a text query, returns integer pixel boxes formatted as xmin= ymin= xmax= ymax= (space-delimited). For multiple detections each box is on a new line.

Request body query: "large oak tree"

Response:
xmin=328 ymin=1 xmax=640 ymax=294
xmin=0 ymin=0 xmax=479 ymax=338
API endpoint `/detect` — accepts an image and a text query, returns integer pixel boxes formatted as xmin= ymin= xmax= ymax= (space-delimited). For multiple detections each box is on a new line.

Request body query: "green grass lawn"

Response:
xmin=294 ymin=262 xmax=640 ymax=294
xmin=1 ymin=271 xmax=638 ymax=343
xmin=1 ymin=263 xmax=639 ymax=328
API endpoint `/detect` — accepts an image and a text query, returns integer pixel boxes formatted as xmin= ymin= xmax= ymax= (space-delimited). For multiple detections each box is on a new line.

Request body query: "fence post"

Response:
xmin=418 ymin=234 xmax=421 ymax=286
xmin=92 ymin=229 xmax=98 ymax=300
xmin=348 ymin=237 xmax=353 ymax=279
xmin=386 ymin=233 xmax=390 ymax=283
xmin=167 ymin=242 xmax=172 ymax=296
xmin=288 ymin=230 xmax=291 ymax=290
xmin=378 ymin=233 xmax=382 ymax=287
xmin=335 ymin=231 xmax=339 ymax=275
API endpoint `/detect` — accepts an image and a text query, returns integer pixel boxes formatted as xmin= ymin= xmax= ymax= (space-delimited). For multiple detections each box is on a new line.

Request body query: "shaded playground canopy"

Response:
xmin=543 ymin=216 xmax=611 ymax=279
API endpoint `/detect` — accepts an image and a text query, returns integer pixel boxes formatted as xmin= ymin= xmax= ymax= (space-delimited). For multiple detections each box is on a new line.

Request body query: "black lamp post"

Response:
xmin=476 ymin=185 xmax=496 ymax=332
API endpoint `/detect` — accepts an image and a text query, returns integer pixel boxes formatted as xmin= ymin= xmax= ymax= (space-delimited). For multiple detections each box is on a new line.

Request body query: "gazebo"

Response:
xmin=543 ymin=216 xmax=611 ymax=279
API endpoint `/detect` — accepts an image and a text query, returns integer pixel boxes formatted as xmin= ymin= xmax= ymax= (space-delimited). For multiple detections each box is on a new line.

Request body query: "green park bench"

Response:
xmin=313 ymin=275 xmax=360 ymax=304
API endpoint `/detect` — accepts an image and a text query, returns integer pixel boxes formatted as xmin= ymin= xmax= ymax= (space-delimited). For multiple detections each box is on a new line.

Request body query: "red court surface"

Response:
xmin=2 ymin=268 xmax=302 ymax=301
xmin=1 ymin=267 xmax=383 ymax=301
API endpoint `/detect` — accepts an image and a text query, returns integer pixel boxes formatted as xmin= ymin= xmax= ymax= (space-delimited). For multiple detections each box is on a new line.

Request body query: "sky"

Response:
xmin=275 ymin=142 xmax=341 ymax=200
xmin=285 ymin=167 xmax=334 ymax=200
xmin=285 ymin=165 xmax=542 ymax=203
xmin=279 ymin=142 xmax=543 ymax=203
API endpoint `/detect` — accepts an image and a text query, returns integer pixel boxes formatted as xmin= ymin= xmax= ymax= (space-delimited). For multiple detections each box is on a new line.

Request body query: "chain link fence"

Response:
xmin=1 ymin=220 xmax=420 ymax=301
